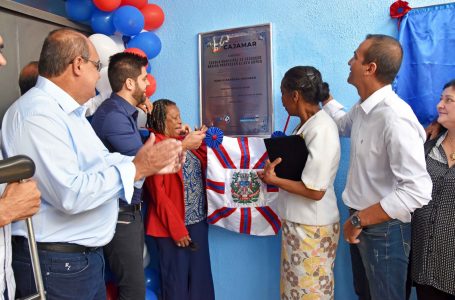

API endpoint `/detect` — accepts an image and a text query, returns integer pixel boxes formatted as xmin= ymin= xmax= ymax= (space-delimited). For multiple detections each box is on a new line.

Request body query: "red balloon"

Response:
xmin=124 ymin=48 xmax=150 ymax=71
xmin=106 ymin=282 xmax=118 ymax=300
xmin=120 ymin=0 xmax=147 ymax=9
xmin=93 ymin=0 xmax=121 ymax=12
xmin=124 ymin=47 xmax=147 ymax=58
xmin=141 ymin=4 xmax=165 ymax=31
xmin=146 ymin=74 xmax=156 ymax=97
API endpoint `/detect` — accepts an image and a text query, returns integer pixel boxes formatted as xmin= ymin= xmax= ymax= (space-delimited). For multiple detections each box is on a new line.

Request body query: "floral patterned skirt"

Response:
xmin=280 ymin=220 xmax=340 ymax=300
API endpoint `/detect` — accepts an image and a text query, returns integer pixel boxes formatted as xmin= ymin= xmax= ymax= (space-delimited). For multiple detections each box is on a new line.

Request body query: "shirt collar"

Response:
xmin=436 ymin=131 xmax=448 ymax=148
xmin=360 ymin=85 xmax=393 ymax=114
xmin=109 ymin=93 xmax=138 ymax=118
xmin=35 ymin=76 xmax=84 ymax=115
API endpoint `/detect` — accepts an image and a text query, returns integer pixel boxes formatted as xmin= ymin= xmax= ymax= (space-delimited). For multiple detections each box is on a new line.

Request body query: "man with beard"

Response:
xmin=92 ymin=52 xmax=203 ymax=299
xmin=91 ymin=52 xmax=152 ymax=299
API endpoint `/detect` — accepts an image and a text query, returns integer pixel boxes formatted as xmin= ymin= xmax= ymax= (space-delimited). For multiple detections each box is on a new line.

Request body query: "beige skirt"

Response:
xmin=280 ymin=220 xmax=340 ymax=300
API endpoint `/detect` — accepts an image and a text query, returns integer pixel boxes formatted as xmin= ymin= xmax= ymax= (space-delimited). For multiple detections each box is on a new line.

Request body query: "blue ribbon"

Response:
xmin=271 ymin=131 xmax=286 ymax=138
xmin=205 ymin=127 xmax=224 ymax=148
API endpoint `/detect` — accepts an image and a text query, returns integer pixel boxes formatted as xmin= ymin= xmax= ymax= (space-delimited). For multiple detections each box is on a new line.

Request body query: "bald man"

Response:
xmin=2 ymin=29 xmax=183 ymax=300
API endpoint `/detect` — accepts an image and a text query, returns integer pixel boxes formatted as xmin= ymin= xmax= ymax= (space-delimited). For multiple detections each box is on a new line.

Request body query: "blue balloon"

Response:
xmin=144 ymin=267 xmax=160 ymax=292
xmin=91 ymin=9 xmax=116 ymax=35
xmin=145 ymin=288 xmax=158 ymax=300
xmin=65 ymin=0 xmax=94 ymax=22
xmin=112 ymin=6 xmax=144 ymax=36
xmin=127 ymin=32 xmax=162 ymax=59
xmin=146 ymin=62 xmax=151 ymax=73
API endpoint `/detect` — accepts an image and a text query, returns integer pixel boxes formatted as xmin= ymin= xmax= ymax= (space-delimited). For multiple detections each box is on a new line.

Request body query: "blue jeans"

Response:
xmin=355 ymin=219 xmax=411 ymax=300
xmin=12 ymin=238 xmax=106 ymax=300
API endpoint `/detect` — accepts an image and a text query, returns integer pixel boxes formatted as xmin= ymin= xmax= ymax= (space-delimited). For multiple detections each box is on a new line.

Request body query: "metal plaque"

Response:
xmin=198 ymin=24 xmax=273 ymax=136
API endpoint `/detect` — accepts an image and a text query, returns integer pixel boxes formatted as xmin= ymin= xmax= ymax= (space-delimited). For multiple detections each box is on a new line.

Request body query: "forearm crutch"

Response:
xmin=0 ymin=155 xmax=46 ymax=299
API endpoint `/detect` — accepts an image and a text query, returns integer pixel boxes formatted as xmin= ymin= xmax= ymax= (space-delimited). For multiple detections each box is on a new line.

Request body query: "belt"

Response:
xmin=118 ymin=203 xmax=141 ymax=213
xmin=12 ymin=236 xmax=99 ymax=253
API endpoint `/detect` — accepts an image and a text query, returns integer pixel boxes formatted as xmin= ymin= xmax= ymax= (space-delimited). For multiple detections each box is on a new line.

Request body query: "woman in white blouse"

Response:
xmin=258 ymin=66 xmax=341 ymax=300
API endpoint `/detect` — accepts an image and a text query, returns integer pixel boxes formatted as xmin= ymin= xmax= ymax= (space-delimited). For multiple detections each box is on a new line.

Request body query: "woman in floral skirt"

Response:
xmin=258 ymin=66 xmax=340 ymax=300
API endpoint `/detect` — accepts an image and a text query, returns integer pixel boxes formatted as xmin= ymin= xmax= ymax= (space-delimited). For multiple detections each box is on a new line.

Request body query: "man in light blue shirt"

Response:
xmin=1 ymin=29 xmax=183 ymax=300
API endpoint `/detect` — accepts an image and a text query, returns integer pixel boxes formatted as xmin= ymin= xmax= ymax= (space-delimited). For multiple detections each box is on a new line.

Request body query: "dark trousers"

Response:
xmin=155 ymin=220 xmax=215 ymax=300
xmin=415 ymin=284 xmax=455 ymax=300
xmin=12 ymin=239 xmax=106 ymax=300
xmin=350 ymin=243 xmax=371 ymax=300
xmin=104 ymin=210 xmax=145 ymax=300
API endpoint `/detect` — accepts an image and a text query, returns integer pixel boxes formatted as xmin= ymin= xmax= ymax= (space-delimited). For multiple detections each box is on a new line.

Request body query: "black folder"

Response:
xmin=263 ymin=135 xmax=308 ymax=181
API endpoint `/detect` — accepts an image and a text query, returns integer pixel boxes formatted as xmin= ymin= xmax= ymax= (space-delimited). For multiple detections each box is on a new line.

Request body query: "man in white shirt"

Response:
xmin=0 ymin=34 xmax=41 ymax=300
xmin=323 ymin=34 xmax=432 ymax=300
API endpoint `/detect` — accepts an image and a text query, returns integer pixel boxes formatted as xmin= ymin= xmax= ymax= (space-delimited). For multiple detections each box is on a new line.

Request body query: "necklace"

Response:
xmin=445 ymin=133 xmax=455 ymax=161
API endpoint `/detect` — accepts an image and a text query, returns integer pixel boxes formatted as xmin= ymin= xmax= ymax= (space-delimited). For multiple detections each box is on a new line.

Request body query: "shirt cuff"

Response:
xmin=379 ymin=193 xmax=412 ymax=223
xmin=116 ymin=161 xmax=136 ymax=204
xmin=323 ymin=99 xmax=344 ymax=115
xmin=134 ymin=178 xmax=145 ymax=189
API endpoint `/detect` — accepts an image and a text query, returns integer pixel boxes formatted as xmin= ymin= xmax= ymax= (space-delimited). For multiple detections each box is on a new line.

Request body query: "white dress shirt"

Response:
xmin=1 ymin=76 xmax=136 ymax=247
xmin=277 ymin=110 xmax=341 ymax=226
xmin=323 ymin=85 xmax=432 ymax=222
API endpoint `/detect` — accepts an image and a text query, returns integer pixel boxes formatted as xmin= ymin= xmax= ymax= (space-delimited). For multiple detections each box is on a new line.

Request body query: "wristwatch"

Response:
xmin=350 ymin=211 xmax=362 ymax=229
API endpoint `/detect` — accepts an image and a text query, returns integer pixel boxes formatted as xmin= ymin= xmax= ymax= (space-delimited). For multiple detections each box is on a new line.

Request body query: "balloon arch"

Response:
xmin=66 ymin=0 xmax=164 ymax=99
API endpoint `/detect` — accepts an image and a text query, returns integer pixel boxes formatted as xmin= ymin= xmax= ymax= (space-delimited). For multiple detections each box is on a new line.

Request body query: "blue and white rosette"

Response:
xmin=205 ymin=127 xmax=224 ymax=149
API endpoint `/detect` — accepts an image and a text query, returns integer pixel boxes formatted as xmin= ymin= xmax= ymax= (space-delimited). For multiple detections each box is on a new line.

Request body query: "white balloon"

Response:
xmin=143 ymin=243 xmax=151 ymax=268
xmin=110 ymin=33 xmax=126 ymax=52
xmin=88 ymin=33 xmax=119 ymax=67
xmin=95 ymin=66 xmax=112 ymax=97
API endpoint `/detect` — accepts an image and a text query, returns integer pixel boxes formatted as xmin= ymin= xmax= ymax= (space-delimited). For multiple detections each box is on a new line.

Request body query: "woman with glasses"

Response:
xmin=258 ymin=66 xmax=340 ymax=300
xmin=144 ymin=99 xmax=215 ymax=300
xmin=411 ymin=79 xmax=455 ymax=300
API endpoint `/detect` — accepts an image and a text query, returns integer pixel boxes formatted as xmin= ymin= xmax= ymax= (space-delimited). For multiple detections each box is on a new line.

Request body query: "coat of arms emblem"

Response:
xmin=230 ymin=171 xmax=260 ymax=203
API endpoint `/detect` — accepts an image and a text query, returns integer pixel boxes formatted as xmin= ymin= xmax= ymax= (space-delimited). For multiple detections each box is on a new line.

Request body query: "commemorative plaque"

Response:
xmin=198 ymin=24 xmax=273 ymax=136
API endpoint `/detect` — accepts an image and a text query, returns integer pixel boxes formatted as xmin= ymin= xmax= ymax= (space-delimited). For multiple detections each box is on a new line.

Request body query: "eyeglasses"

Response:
xmin=69 ymin=56 xmax=102 ymax=72
xmin=81 ymin=56 xmax=102 ymax=72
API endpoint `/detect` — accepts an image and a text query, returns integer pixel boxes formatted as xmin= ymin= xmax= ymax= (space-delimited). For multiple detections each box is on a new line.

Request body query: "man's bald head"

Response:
xmin=38 ymin=29 xmax=90 ymax=78
xmin=19 ymin=61 xmax=39 ymax=95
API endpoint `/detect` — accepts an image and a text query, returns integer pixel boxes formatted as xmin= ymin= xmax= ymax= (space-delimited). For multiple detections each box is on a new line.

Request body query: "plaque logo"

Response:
xmin=230 ymin=171 xmax=260 ymax=204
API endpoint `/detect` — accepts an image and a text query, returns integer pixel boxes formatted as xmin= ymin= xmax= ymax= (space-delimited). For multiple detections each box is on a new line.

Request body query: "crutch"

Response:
xmin=0 ymin=155 xmax=46 ymax=300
